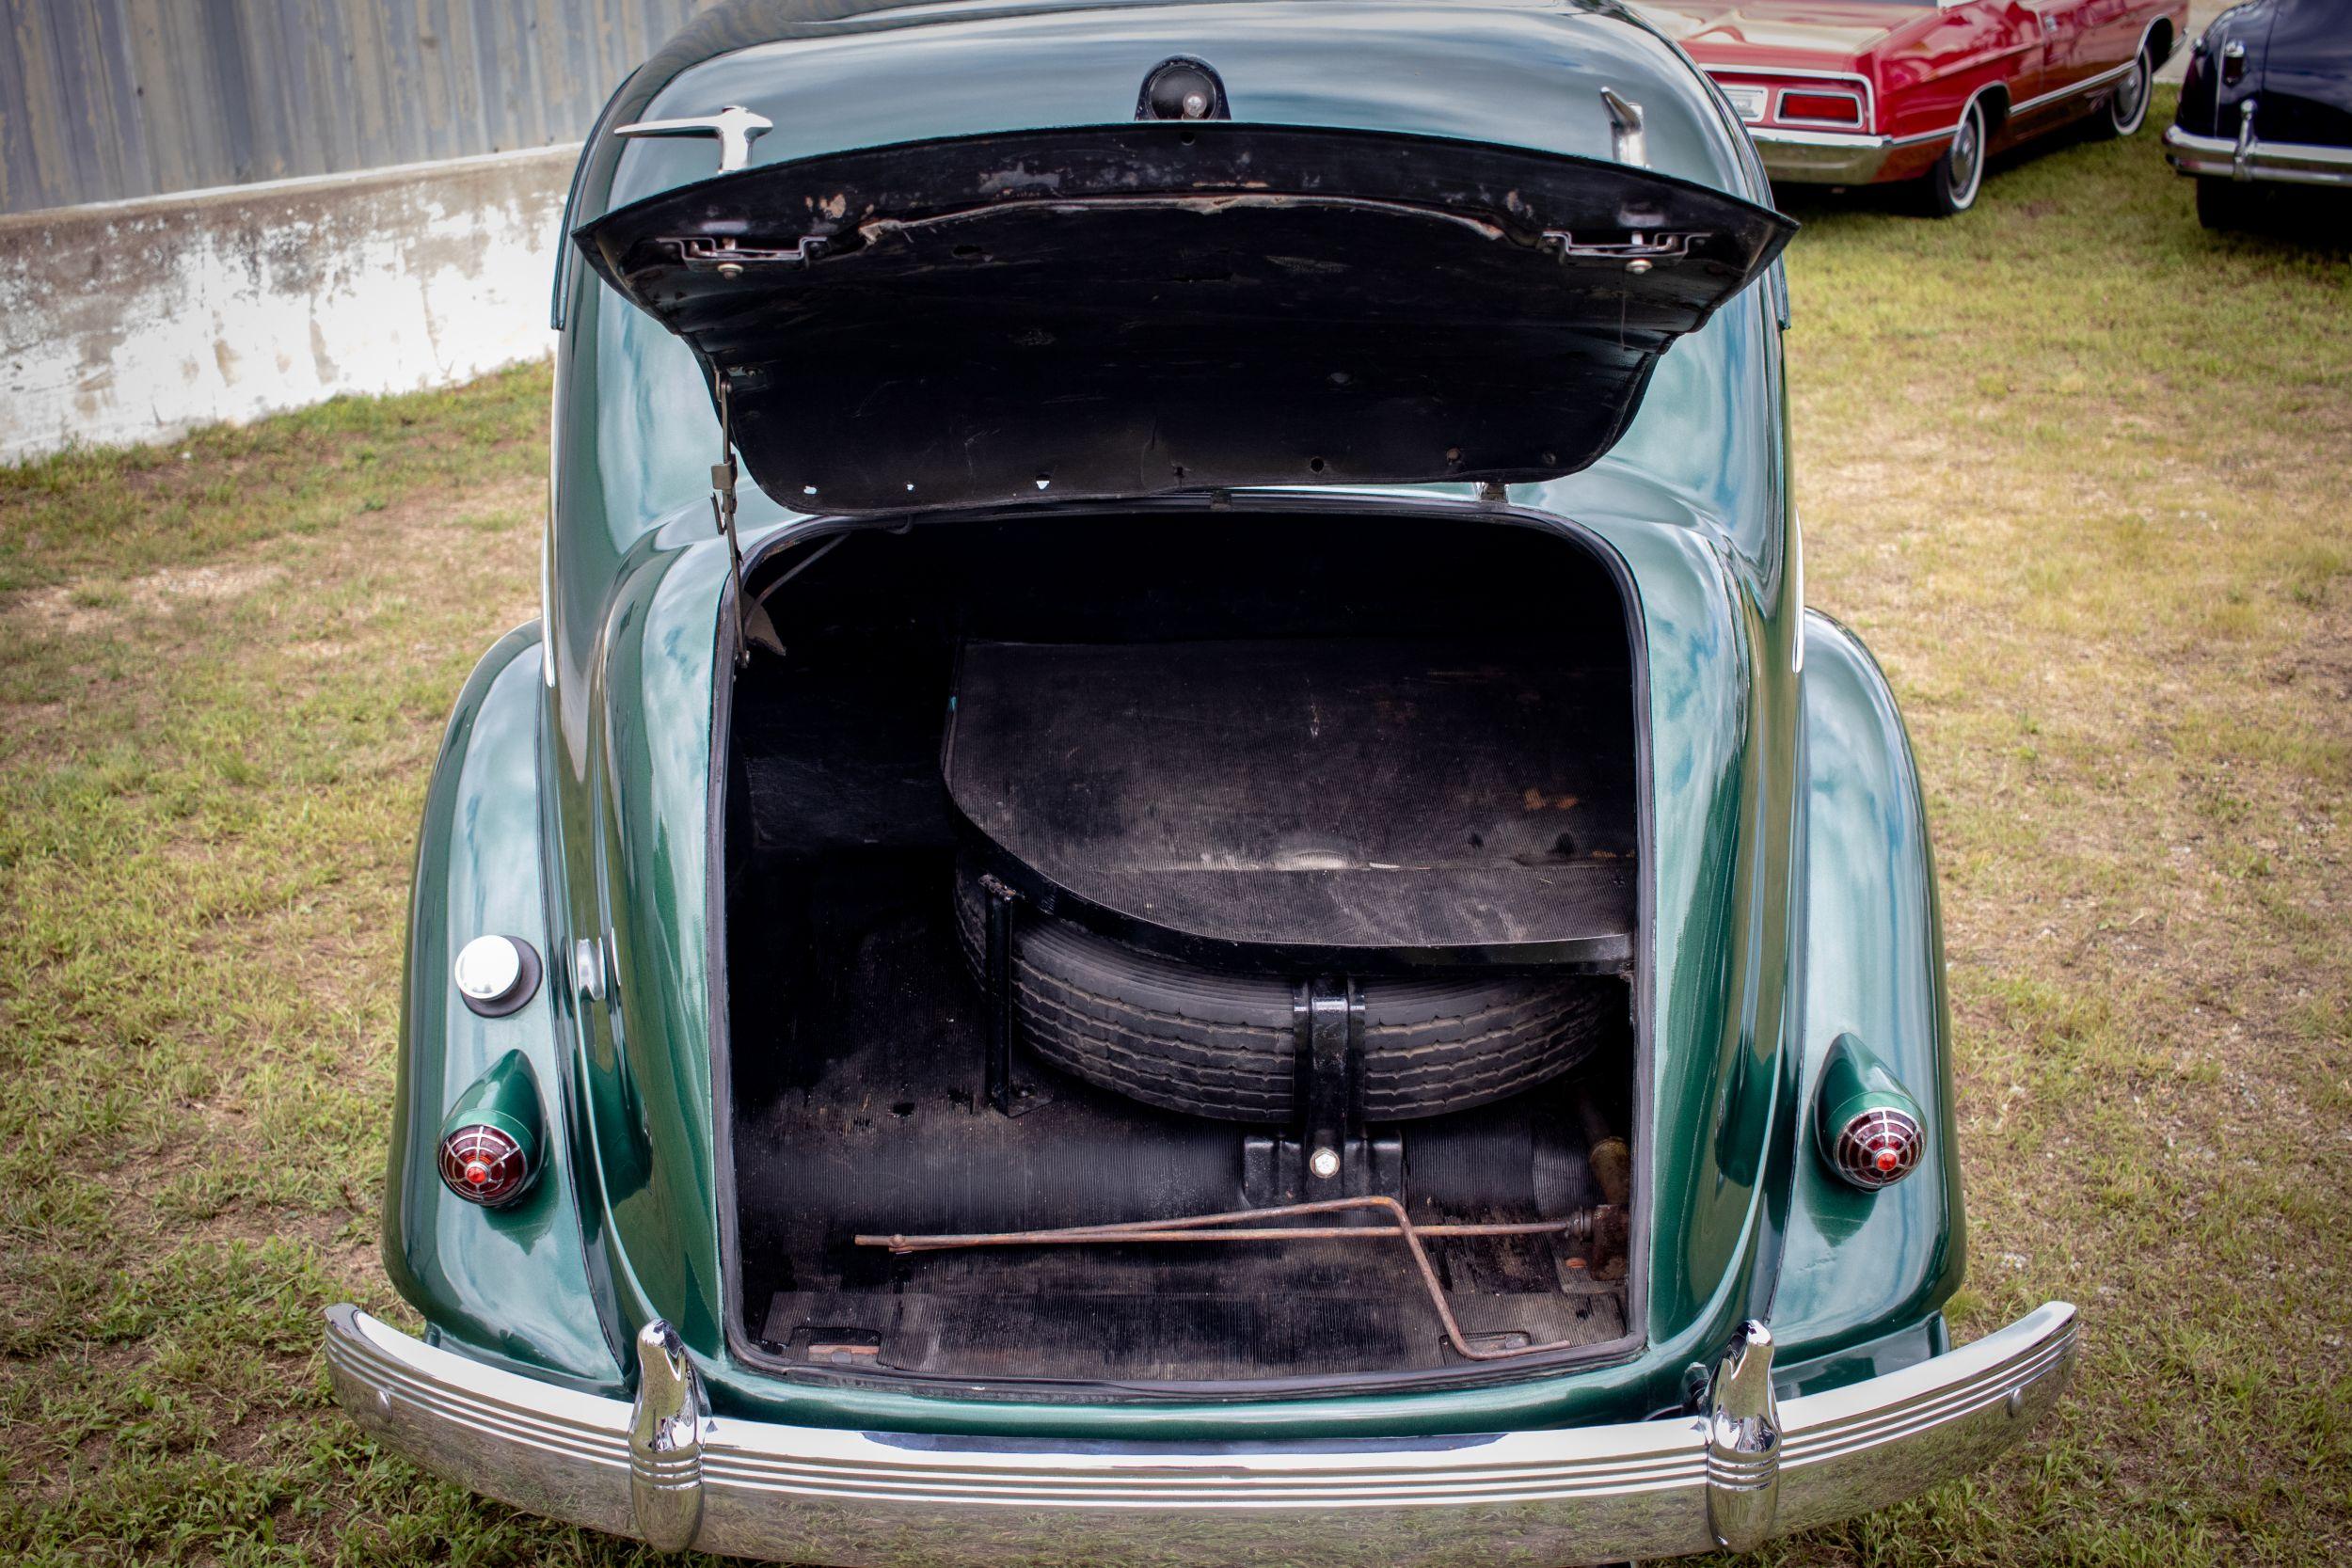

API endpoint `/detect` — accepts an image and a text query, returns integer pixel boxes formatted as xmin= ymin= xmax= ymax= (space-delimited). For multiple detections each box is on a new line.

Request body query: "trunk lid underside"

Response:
xmin=576 ymin=122 xmax=1792 ymax=513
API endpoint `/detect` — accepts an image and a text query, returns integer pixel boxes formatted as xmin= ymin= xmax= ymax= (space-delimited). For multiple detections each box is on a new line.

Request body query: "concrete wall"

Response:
xmin=0 ymin=0 xmax=725 ymax=463
xmin=1 ymin=0 xmax=716 ymax=214
xmin=0 ymin=145 xmax=574 ymax=463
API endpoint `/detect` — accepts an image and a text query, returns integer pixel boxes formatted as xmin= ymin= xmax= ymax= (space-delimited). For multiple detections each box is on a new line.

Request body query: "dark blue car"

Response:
xmin=2165 ymin=0 xmax=2352 ymax=228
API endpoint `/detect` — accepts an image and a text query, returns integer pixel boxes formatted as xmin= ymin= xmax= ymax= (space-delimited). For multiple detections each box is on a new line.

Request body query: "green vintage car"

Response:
xmin=324 ymin=0 xmax=2077 ymax=1560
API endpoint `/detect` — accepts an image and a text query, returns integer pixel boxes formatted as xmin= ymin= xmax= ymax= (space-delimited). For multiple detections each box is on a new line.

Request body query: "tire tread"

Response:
xmin=954 ymin=867 xmax=1615 ymax=1122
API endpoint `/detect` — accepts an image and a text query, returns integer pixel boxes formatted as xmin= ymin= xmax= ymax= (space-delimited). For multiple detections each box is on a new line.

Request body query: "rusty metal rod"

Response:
xmin=858 ymin=1197 xmax=1598 ymax=1250
xmin=859 ymin=1218 xmax=1592 ymax=1252
xmin=852 ymin=1196 xmax=1610 ymax=1364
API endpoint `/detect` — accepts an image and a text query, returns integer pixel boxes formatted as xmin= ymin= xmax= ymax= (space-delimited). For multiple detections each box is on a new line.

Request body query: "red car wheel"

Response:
xmin=1919 ymin=99 xmax=1988 ymax=217
xmin=2097 ymin=43 xmax=2154 ymax=137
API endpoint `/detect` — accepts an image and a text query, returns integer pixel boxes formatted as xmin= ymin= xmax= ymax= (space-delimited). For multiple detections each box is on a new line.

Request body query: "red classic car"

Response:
xmin=1636 ymin=0 xmax=2187 ymax=213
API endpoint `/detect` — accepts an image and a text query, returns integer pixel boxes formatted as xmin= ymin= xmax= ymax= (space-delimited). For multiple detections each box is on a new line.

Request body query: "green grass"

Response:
xmin=3 ymin=92 xmax=2348 ymax=1564
xmin=0 ymin=363 xmax=548 ymax=596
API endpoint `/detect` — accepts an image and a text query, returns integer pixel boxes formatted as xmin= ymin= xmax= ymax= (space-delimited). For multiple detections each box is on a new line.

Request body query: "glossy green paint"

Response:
xmin=1770 ymin=614 xmax=1967 ymax=1367
xmin=383 ymin=625 xmax=624 ymax=1393
xmin=571 ymin=1 xmax=1753 ymax=248
xmin=383 ymin=0 xmax=1963 ymax=1438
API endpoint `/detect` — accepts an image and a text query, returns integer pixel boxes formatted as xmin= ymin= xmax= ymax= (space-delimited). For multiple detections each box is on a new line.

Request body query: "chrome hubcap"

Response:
xmin=2113 ymin=57 xmax=2149 ymax=127
xmin=1948 ymin=113 xmax=1982 ymax=201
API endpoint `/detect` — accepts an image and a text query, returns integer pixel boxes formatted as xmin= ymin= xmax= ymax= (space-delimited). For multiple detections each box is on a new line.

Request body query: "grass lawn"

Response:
xmin=3 ymin=92 xmax=2348 ymax=1565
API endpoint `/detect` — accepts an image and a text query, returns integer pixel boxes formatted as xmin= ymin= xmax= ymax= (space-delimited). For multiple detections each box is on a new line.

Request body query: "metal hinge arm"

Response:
xmin=712 ymin=375 xmax=754 ymax=668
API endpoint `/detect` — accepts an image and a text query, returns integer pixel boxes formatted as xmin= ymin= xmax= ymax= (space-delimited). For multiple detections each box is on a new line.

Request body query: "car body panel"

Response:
xmin=1772 ymin=611 xmax=1965 ymax=1366
xmin=382 ymin=623 xmax=625 ymax=1392
xmin=2248 ymin=0 xmax=2352 ymax=147
xmin=580 ymin=0 xmax=1756 ymax=215
xmin=519 ymin=34 xmax=1857 ymax=1426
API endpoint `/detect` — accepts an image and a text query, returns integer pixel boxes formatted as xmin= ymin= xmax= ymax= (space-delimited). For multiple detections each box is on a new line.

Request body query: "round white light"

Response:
xmin=453 ymin=935 xmax=525 ymax=1005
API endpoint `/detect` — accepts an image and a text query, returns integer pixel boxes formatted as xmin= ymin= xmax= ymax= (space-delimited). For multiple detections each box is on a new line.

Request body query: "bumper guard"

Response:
xmin=2165 ymin=120 xmax=2352 ymax=188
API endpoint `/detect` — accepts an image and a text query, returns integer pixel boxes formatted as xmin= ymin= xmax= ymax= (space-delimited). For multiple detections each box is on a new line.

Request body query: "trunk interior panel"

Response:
xmin=722 ymin=509 xmax=1643 ymax=1388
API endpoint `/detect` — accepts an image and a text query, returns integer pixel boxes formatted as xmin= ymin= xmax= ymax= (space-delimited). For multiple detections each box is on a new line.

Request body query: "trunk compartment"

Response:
xmin=721 ymin=508 xmax=1644 ymax=1388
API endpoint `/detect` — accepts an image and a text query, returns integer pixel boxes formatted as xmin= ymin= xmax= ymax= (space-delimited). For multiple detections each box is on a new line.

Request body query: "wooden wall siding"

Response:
xmin=0 ymin=0 xmax=721 ymax=214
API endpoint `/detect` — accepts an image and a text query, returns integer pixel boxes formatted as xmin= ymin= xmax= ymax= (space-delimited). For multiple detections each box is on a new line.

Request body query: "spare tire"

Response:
xmin=953 ymin=866 xmax=1616 ymax=1123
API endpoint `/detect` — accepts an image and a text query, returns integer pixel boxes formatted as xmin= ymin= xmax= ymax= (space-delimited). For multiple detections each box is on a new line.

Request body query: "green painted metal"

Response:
xmin=1769 ymin=614 xmax=1967 ymax=1367
xmin=383 ymin=0 xmax=1962 ymax=1441
xmin=382 ymin=625 xmax=625 ymax=1394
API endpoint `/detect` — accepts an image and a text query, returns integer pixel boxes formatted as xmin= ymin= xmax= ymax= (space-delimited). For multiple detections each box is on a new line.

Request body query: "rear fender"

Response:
xmin=383 ymin=623 xmax=626 ymax=1394
xmin=1772 ymin=611 xmax=1964 ymax=1382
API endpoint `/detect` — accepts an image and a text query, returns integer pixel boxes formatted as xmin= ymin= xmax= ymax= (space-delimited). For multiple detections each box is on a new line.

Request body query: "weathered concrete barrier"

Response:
xmin=0 ymin=145 xmax=575 ymax=464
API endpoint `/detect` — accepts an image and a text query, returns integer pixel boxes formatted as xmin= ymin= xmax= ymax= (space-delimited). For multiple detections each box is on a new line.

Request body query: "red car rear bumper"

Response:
xmin=1749 ymin=125 xmax=1956 ymax=186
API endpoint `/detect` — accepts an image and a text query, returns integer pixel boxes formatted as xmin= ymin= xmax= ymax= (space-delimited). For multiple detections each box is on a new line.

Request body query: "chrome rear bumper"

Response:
xmin=324 ymin=1300 xmax=2076 ymax=1565
xmin=1747 ymin=126 xmax=1959 ymax=186
xmin=1749 ymin=127 xmax=1908 ymax=184
xmin=2165 ymin=122 xmax=2352 ymax=187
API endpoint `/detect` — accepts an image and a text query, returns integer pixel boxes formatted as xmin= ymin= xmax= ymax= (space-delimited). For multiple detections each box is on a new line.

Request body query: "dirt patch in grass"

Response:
xmin=15 ymin=562 xmax=287 ymax=636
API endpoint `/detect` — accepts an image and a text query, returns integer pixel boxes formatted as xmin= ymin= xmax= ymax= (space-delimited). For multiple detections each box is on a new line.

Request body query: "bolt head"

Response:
xmin=1309 ymin=1147 xmax=1342 ymax=1180
xmin=453 ymin=935 xmax=524 ymax=1004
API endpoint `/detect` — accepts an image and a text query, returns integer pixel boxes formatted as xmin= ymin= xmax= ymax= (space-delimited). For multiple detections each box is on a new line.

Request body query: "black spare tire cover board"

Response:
xmin=954 ymin=865 xmax=1616 ymax=1124
xmin=943 ymin=636 xmax=1638 ymax=970
xmin=573 ymin=122 xmax=1796 ymax=513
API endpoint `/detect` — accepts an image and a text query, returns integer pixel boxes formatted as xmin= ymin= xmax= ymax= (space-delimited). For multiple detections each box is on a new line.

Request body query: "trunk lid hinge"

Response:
xmin=712 ymin=373 xmax=784 ymax=665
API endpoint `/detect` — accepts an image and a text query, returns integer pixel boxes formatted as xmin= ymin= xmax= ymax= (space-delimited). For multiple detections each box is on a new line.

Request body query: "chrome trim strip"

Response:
xmin=1893 ymin=122 xmax=1963 ymax=148
xmin=1601 ymin=86 xmax=1650 ymax=167
xmin=2164 ymin=122 xmax=2352 ymax=187
xmin=1751 ymin=129 xmax=1893 ymax=149
xmin=1751 ymin=128 xmax=1895 ymax=150
xmin=2010 ymin=54 xmax=2141 ymax=117
xmin=2004 ymin=37 xmax=2164 ymax=120
xmin=325 ymin=1302 xmax=2076 ymax=1564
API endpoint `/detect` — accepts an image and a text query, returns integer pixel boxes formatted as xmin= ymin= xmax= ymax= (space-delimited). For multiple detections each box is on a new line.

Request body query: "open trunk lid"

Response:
xmin=574 ymin=123 xmax=1793 ymax=514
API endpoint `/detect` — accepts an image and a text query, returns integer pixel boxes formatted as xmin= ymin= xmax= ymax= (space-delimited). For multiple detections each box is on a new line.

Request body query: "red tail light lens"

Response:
xmin=438 ymin=1123 xmax=532 ymax=1205
xmin=1779 ymin=90 xmax=1865 ymax=126
xmin=1833 ymin=1108 xmax=1923 ymax=1189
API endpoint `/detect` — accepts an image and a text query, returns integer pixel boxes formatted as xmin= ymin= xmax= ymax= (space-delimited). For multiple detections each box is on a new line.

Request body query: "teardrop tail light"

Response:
xmin=437 ymin=1051 xmax=545 ymax=1207
xmin=1812 ymin=1034 xmax=1928 ymax=1191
